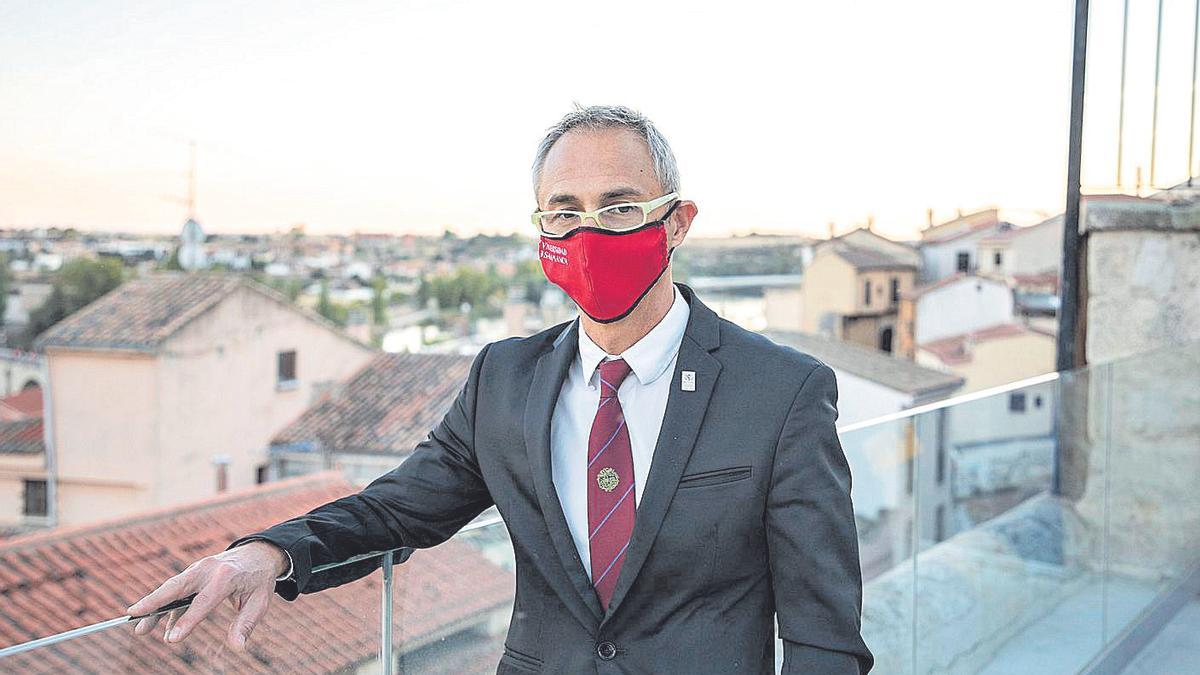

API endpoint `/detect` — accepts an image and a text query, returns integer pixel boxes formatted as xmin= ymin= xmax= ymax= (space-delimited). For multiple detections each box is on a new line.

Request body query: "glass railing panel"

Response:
xmin=390 ymin=519 xmax=514 ymax=674
xmin=908 ymin=367 xmax=1109 ymax=674
xmin=842 ymin=417 xmax=917 ymax=675
xmin=0 ymin=549 xmax=388 ymax=674
xmin=1103 ymin=341 xmax=1200 ymax=645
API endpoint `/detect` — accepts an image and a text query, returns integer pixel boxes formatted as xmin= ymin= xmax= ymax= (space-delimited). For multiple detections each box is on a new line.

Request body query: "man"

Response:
xmin=129 ymin=105 xmax=874 ymax=674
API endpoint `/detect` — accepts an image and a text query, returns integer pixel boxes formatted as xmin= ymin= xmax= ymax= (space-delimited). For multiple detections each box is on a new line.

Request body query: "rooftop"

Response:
xmin=764 ymin=330 xmax=964 ymax=397
xmin=818 ymin=227 xmax=921 ymax=271
xmin=0 ymin=473 xmax=513 ymax=673
xmin=919 ymin=208 xmax=1004 ymax=244
xmin=272 ymin=352 xmax=476 ymax=456
xmin=34 ymin=273 xmax=362 ymax=353
xmin=900 ymin=272 xmax=1009 ymax=301
xmin=0 ymin=386 xmax=43 ymax=422
xmin=978 ymin=215 xmax=1063 ymax=245
xmin=920 ymin=321 xmax=1056 ymax=365
xmin=0 ymin=418 xmax=43 ymax=455
xmin=0 ymin=386 xmax=44 ymax=455
xmin=830 ymin=243 xmax=920 ymax=271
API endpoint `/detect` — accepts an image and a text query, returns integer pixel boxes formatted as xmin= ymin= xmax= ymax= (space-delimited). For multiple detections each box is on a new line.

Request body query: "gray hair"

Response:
xmin=531 ymin=104 xmax=680 ymax=195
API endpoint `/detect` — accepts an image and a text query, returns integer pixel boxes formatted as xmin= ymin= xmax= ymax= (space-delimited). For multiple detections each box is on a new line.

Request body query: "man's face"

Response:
xmin=535 ymin=127 xmax=693 ymax=247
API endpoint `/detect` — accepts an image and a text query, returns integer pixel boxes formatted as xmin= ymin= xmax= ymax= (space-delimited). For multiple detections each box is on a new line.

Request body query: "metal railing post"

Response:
xmin=1150 ymin=0 xmax=1165 ymax=189
xmin=1057 ymin=0 xmax=1090 ymax=374
xmin=381 ymin=550 xmax=395 ymax=675
xmin=1117 ymin=0 xmax=1130 ymax=187
xmin=1189 ymin=0 xmax=1199 ymax=185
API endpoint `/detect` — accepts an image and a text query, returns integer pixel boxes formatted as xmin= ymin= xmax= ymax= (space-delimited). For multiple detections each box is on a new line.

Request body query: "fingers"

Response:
xmin=133 ymin=613 xmax=160 ymax=636
xmin=128 ymin=572 xmax=194 ymax=617
xmin=227 ymin=589 xmax=271 ymax=651
xmin=162 ymin=609 xmax=180 ymax=643
xmin=166 ymin=577 xmax=228 ymax=643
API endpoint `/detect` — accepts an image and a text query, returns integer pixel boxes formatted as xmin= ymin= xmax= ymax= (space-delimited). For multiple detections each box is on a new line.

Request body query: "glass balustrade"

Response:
xmin=2 ymin=341 xmax=1198 ymax=673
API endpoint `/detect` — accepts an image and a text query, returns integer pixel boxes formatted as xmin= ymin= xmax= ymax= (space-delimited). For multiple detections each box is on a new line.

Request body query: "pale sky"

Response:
xmin=0 ymin=0 xmax=1196 ymax=241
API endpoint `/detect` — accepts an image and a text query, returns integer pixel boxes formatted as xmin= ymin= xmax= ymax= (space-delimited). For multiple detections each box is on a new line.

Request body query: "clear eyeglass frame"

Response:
xmin=531 ymin=192 xmax=679 ymax=238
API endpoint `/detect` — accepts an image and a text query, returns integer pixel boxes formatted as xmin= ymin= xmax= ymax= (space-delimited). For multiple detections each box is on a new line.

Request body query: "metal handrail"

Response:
xmin=836 ymin=371 xmax=1060 ymax=434
xmin=837 ymin=336 xmax=1200 ymax=434
xmin=6 ymin=338 xmax=1197 ymax=659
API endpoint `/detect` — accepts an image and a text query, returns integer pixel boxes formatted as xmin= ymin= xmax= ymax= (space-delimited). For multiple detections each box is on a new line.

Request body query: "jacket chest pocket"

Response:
xmin=677 ymin=465 xmax=752 ymax=489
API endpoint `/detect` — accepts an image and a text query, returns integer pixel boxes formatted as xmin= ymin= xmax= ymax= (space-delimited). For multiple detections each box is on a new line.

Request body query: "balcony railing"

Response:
xmin=1 ymin=339 xmax=1197 ymax=674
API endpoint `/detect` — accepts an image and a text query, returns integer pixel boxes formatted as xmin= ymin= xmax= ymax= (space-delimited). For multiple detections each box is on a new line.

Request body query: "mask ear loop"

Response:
xmin=654 ymin=199 xmax=682 ymax=261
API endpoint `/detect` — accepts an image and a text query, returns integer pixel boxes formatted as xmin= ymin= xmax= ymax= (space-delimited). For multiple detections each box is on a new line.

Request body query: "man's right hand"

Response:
xmin=127 ymin=540 xmax=289 ymax=650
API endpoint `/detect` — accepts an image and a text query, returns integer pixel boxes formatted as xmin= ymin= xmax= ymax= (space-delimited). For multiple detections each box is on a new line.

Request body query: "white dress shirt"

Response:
xmin=550 ymin=286 xmax=691 ymax=578
xmin=268 ymin=289 xmax=689 ymax=585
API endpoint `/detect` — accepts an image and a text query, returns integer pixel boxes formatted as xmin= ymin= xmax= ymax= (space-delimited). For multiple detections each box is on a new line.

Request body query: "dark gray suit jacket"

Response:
xmin=240 ymin=284 xmax=873 ymax=674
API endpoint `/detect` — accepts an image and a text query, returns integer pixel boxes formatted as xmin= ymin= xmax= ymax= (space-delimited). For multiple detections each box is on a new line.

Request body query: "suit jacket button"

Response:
xmin=596 ymin=641 xmax=617 ymax=660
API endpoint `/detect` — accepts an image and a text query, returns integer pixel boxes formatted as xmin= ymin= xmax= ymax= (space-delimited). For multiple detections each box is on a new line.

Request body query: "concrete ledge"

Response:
xmin=1083 ymin=195 xmax=1200 ymax=234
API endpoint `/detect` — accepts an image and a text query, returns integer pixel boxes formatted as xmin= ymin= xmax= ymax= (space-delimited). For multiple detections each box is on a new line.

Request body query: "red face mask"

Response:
xmin=539 ymin=202 xmax=679 ymax=323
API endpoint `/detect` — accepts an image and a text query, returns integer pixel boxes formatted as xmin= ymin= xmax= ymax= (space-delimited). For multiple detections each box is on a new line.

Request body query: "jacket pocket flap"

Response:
xmin=678 ymin=466 xmax=752 ymax=488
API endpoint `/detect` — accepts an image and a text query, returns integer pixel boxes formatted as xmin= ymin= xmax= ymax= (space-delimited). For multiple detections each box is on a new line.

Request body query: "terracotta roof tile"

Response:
xmin=831 ymin=243 xmax=919 ymax=270
xmin=919 ymin=209 xmax=1003 ymax=244
xmin=763 ymin=330 xmax=965 ymax=396
xmin=900 ymin=272 xmax=1009 ymax=300
xmin=0 ymin=473 xmax=514 ymax=673
xmin=33 ymin=273 xmax=243 ymax=352
xmin=0 ymin=417 xmax=44 ymax=455
xmin=272 ymin=352 xmax=475 ymax=456
xmin=978 ymin=215 xmax=1062 ymax=244
xmin=0 ymin=386 xmax=43 ymax=421
xmin=919 ymin=322 xmax=1056 ymax=365
xmin=33 ymin=272 xmax=367 ymax=353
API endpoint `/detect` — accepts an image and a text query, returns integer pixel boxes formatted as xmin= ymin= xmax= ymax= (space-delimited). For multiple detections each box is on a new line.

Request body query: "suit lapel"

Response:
xmin=523 ymin=321 xmax=607 ymax=628
xmin=601 ymin=285 xmax=723 ymax=623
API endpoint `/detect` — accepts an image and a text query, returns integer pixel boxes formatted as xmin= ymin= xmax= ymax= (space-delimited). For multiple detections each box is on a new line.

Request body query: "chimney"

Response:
xmin=926 ymin=208 xmax=934 ymax=229
xmin=866 ymin=215 xmax=875 ymax=232
xmin=827 ymin=222 xmax=836 ymax=239
xmin=213 ymin=455 xmax=231 ymax=493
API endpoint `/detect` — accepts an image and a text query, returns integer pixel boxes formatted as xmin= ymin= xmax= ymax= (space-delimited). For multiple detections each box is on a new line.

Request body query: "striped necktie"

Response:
xmin=587 ymin=358 xmax=637 ymax=610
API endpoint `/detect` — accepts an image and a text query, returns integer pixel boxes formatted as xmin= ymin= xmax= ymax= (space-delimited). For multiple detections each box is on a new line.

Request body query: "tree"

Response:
xmin=315 ymin=280 xmax=348 ymax=327
xmin=28 ymin=257 xmax=125 ymax=340
xmin=513 ymin=259 xmax=548 ymax=305
xmin=371 ymin=275 xmax=387 ymax=326
xmin=164 ymin=246 xmax=184 ymax=271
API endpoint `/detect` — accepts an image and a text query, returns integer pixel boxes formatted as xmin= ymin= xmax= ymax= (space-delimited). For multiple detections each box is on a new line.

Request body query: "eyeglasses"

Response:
xmin=532 ymin=192 xmax=679 ymax=238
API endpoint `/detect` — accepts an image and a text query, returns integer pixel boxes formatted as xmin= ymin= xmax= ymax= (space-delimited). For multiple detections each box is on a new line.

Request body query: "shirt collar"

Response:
xmin=577 ymin=285 xmax=691 ymax=388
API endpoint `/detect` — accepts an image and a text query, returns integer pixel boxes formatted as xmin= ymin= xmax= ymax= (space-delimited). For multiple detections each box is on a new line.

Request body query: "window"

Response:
xmin=863 ymin=280 xmax=872 ymax=306
xmin=1009 ymin=392 xmax=1027 ymax=412
xmin=277 ymin=350 xmax=297 ymax=387
xmin=956 ymin=251 xmax=971 ymax=272
xmin=256 ymin=464 xmax=269 ymax=484
xmin=890 ymin=277 xmax=900 ymax=303
xmin=993 ymin=251 xmax=1003 ymax=266
xmin=1034 ymin=394 xmax=1043 ymax=408
xmin=23 ymin=479 xmax=47 ymax=517
xmin=935 ymin=504 xmax=946 ymax=541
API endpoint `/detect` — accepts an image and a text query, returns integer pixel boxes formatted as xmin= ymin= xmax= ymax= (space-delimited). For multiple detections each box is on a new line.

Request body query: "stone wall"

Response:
xmin=1079 ymin=193 xmax=1200 ymax=575
xmin=1083 ymin=193 xmax=1200 ymax=363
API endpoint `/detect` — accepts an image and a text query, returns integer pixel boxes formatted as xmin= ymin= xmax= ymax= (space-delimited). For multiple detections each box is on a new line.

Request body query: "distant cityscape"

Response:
xmin=0 ymin=180 xmax=1194 ymax=672
xmin=0 ymin=193 xmax=1081 ymax=534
